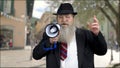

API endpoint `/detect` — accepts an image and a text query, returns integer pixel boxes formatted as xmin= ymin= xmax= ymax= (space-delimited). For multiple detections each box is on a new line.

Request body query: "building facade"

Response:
xmin=0 ymin=0 xmax=28 ymax=49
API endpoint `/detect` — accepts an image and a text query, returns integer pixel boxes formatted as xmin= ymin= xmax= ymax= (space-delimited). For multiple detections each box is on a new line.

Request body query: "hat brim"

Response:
xmin=53 ymin=12 xmax=77 ymax=15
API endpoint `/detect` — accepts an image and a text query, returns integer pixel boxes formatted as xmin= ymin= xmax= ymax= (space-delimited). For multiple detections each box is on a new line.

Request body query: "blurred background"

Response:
xmin=0 ymin=0 xmax=120 ymax=68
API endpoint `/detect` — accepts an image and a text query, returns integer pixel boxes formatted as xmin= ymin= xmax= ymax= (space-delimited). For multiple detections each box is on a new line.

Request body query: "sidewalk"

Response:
xmin=0 ymin=46 xmax=120 ymax=68
xmin=0 ymin=47 xmax=46 ymax=68
xmin=94 ymin=49 xmax=120 ymax=68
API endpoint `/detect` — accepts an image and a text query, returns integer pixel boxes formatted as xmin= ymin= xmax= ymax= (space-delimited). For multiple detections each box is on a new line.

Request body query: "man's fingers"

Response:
xmin=91 ymin=23 xmax=99 ymax=26
xmin=88 ymin=23 xmax=99 ymax=28
xmin=91 ymin=26 xmax=99 ymax=29
xmin=49 ymin=36 xmax=59 ymax=44
xmin=89 ymin=23 xmax=99 ymax=31
xmin=87 ymin=15 xmax=100 ymax=35
xmin=94 ymin=15 xmax=99 ymax=23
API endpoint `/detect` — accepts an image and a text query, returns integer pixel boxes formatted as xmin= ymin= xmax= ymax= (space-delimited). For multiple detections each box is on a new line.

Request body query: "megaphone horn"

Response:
xmin=45 ymin=23 xmax=60 ymax=38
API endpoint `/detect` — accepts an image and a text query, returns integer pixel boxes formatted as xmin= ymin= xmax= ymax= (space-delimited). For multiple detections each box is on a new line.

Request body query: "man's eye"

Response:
xmin=58 ymin=16 xmax=63 ymax=18
xmin=66 ymin=16 xmax=70 ymax=18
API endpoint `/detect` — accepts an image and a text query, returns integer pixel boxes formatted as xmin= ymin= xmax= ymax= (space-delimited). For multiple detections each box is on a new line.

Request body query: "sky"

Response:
xmin=32 ymin=0 xmax=73 ymax=19
xmin=32 ymin=0 xmax=49 ymax=19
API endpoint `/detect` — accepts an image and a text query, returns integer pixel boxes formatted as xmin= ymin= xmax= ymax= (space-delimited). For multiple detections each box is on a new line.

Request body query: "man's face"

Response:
xmin=57 ymin=14 xmax=74 ymax=28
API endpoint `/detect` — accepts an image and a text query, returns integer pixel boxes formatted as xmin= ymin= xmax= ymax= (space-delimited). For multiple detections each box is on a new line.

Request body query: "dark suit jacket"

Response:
xmin=33 ymin=28 xmax=107 ymax=68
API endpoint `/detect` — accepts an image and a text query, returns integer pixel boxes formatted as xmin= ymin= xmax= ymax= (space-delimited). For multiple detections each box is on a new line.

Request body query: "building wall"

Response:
xmin=0 ymin=0 xmax=26 ymax=49
xmin=14 ymin=0 xmax=26 ymax=19
xmin=1 ymin=16 xmax=26 ymax=48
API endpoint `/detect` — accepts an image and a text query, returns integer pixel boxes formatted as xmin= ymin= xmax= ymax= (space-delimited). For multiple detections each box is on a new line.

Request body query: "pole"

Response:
xmin=110 ymin=45 xmax=113 ymax=64
xmin=118 ymin=45 xmax=120 ymax=63
xmin=30 ymin=28 xmax=34 ymax=60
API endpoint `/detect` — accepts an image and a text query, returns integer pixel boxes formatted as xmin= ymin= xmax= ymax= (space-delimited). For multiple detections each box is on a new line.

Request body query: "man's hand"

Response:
xmin=88 ymin=16 xmax=100 ymax=35
xmin=49 ymin=35 xmax=59 ymax=44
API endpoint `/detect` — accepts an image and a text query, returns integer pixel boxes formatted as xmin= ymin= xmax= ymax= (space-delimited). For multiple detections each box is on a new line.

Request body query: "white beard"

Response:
xmin=59 ymin=25 xmax=76 ymax=44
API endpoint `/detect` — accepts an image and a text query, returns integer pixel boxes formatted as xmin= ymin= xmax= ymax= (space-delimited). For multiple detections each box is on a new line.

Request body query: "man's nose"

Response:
xmin=62 ymin=17 xmax=67 ymax=22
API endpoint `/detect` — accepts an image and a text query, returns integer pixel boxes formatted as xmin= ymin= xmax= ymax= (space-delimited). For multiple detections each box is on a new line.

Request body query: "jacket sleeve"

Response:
xmin=32 ymin=32 xmax=54 ymax=60
xmin=85 ymin=30 xmax=107 ymax=55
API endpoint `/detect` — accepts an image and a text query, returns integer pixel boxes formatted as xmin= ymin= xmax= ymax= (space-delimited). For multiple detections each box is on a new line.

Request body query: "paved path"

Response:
xmin=0 ymin=47 xmax=120 ymax=68
xmin=0 ymin=49 xmax=46 ymax=68
xmin=94 ymin=49 xmax=120 ymax=67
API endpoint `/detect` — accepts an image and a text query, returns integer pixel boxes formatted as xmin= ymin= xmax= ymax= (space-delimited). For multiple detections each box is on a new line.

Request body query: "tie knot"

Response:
xmin=61 ymin=42 xmax=67 ymax=47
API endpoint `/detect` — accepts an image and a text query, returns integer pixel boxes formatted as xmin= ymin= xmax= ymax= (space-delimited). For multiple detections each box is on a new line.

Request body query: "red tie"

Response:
xmin=60 ymin=42 xmax=67 ymax=61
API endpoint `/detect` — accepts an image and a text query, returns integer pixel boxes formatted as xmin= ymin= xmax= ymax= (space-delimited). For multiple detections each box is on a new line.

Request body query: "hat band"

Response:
xmin=57 ymin=10 xmax=77 ymax=15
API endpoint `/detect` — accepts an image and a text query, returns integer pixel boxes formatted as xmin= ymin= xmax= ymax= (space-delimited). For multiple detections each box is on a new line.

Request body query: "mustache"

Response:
xmin=61 ymin=23 xmax=68 ymax=25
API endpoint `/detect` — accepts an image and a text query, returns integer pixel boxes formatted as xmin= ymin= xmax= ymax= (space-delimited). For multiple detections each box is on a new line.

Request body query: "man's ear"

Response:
xmin=73 ymin=15 xmax=75 ymax=18
xmin=56 ymin=15 xmax=58 ymax=20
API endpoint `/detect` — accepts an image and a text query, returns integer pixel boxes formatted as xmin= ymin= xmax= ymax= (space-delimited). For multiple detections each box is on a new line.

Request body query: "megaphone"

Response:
xmin=45 ymin=23 xmax=60 ymax=38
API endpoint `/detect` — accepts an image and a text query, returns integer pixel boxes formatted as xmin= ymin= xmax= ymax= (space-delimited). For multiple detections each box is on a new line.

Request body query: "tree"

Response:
xmin=73 ymin=0 xmax=120 ymax=46
xmin=97 ymin=0 xmax=120 ymax=46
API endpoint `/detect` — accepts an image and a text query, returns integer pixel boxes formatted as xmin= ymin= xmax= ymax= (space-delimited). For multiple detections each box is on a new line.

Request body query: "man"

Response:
xmin=33 ymin=3 xmax=107 ymax=68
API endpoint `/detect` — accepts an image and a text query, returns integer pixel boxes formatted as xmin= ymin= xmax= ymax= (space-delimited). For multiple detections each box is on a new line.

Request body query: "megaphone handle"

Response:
xmin=43 ymin=41 xmax=57 ymax=51
xmin=53 ymin=42 xmax=57 ymax=49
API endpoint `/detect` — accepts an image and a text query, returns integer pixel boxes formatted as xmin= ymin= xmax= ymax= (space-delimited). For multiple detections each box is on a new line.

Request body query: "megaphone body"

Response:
xmin=45 ymin=23 xmax=60 ymax=38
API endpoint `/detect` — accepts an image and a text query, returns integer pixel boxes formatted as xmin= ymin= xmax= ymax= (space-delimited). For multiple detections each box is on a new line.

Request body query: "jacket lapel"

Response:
xmin=76 ymin=28 xmax=85 ymax=68
xmin=54 ymin=42 xmax=61 ymax=68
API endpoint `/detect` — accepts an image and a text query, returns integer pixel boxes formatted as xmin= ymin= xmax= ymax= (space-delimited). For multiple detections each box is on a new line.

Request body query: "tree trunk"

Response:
xmin=116 ymin=20 xmax=120 ymax=46
xmin=116 ymin=0 xmax=120 ymax=46
xmin=116 ymin=24 xmax=120 ymax=46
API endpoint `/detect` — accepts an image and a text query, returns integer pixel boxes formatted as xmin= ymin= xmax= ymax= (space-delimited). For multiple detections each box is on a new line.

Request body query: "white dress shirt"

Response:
xmin=60 ymin=33 xmax=78 ymax=68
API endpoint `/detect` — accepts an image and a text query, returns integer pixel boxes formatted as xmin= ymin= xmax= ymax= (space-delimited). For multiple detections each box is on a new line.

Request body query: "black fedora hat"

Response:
xmin=53 ymin=3 xmax=77 ymax=15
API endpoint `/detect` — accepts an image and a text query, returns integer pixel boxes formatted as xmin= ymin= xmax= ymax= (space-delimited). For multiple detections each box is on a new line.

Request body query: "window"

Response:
xmin=0 ymin=0 xmax=3 ymax=11
xmin=0 ymin=0 xmax=14 ymax=15
xmin=0 ymin=1 xmax=1 ymax=8
xmin=26 ymin=0 xmax=34 ymax=18
xmin=3 ymin=0 xmax=12 ymax=14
